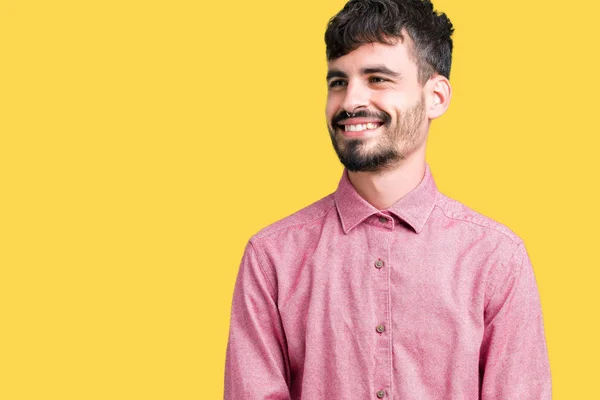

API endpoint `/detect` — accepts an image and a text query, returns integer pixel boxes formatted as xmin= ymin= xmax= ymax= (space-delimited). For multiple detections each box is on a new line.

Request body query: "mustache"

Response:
xmin=331 ymin=109 xmax=391 ymax=127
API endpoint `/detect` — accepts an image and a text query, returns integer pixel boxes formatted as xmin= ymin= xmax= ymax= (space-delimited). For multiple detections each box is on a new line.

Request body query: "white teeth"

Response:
xmin=345 ymin=123 xmax=380 ymax=132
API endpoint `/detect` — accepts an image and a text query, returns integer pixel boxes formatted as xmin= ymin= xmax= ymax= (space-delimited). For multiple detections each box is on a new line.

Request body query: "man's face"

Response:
xmin=326 ymin=40 xmax=428 ymax=172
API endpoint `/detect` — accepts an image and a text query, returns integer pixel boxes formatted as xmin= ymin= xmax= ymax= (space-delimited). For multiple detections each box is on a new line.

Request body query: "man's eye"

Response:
xmin=328 ymin=80 xmax=346 ymax=88
xmin=369 ymin=76 xmax=386 ymax=83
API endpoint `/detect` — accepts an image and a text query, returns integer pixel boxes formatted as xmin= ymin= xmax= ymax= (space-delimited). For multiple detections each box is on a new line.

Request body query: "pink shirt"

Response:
xmin=225 ymin=164 xmax=551 ymax=399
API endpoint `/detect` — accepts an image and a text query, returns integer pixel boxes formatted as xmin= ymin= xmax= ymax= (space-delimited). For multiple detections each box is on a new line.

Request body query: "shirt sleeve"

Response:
xmin=479 ymin=241 xmax=552 ymax=399
xmin=224 ymin=240 xmax=292 ymax=400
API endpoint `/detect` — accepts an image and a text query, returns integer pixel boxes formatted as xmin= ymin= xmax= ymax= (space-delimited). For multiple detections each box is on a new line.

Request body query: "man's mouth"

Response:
xmin=333 ymin=115 xmax=387 ymax=137
xmin=343 ymin=122 xmax=382 ymax=132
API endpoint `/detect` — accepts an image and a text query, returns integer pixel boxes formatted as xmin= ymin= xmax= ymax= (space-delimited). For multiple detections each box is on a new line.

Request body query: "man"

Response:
xmin=225 ymin=0 xmax=551 ymax=398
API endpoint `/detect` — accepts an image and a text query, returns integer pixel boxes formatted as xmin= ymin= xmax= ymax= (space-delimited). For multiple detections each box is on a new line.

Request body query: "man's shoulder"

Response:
xmin=252 ymin=193 xmax=337 ymax=242
xmin=434 ymin=192 xmax=523 ymax=245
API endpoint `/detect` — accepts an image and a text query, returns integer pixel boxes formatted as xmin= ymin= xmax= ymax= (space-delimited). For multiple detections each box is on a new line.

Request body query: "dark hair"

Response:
xmin=325 ymin=0 xmax=454 ymax=83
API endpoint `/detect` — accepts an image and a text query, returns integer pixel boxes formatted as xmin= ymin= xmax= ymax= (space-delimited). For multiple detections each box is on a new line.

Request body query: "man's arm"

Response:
xmin=479 ymin=241 xmax=552 ymax=399
xmin=224 ymin=240 xmax=291 ymax=399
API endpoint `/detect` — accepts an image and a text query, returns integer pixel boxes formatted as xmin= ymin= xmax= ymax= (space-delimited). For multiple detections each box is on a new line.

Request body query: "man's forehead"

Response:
xmin=326 ymin=41 xmax=414 ymax=72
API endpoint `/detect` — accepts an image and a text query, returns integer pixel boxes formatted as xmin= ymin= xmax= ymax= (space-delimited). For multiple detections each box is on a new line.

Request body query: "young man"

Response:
xmin=225 ymin=0 xmax=551 ymax=399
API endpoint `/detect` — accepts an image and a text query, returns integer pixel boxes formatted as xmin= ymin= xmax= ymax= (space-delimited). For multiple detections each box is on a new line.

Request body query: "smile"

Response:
xmin=344 ymin=123 xmax=381 ymax=132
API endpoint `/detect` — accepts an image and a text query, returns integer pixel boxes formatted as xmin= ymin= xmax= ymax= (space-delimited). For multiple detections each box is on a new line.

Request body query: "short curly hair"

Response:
xmin=325 ymin=0 xmax=454 ymax=84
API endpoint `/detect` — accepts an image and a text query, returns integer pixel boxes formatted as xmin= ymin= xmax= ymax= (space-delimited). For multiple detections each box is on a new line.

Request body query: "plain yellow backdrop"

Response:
xmin=1 ymin=0 xmax=599 ymax=398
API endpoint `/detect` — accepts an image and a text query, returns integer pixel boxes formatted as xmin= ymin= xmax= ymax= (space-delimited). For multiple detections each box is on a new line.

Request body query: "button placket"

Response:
xmin=371 ymin=222 xmax=392 ymax=400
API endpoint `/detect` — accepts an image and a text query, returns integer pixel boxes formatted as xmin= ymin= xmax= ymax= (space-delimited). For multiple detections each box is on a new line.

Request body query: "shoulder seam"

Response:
xmin=484 ymin=241 xmax=526 ymax=314
xmin=434 ymin=201 xmax=521 ymax=244
xmin=248 ymin=240 xmax=276 ymax=297
xmin=254 ymin=201 xmax=337 ymax=240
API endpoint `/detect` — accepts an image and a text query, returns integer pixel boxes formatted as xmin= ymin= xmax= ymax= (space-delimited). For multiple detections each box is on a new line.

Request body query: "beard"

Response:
xmin=328 ymin=96 xmax=426 ymax=173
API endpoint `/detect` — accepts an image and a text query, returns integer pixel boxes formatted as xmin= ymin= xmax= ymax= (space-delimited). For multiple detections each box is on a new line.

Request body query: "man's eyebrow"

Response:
xmin=361 ymin=65 xmax=401 ymax=78
xmin=326 ymin=69 xmax=348 ymax=80
xmin=326 ymin=66 xmax=401 ymax=81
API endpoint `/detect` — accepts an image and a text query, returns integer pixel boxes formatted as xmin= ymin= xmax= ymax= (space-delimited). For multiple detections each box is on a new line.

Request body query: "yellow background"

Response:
xmin=1 ymin=0 xmax=598 ymax=398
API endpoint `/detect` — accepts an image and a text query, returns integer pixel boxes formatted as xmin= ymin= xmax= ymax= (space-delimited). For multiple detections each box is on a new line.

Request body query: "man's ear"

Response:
xmin=425 ymin=75 xmax=452 ymax=120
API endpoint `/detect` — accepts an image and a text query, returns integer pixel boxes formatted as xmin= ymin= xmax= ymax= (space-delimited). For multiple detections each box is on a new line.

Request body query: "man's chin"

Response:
xmin=335 ymin=145 xmax=402 ymax=173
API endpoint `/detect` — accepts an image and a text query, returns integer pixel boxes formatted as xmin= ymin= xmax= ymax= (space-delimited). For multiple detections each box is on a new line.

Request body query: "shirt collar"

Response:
xmin=334 ymin=163 xmax=438 ymax=234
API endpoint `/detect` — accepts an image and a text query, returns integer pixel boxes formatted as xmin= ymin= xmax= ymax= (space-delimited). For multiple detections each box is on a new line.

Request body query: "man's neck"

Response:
xmin=347 ymin=154 xmax=426 ymax=211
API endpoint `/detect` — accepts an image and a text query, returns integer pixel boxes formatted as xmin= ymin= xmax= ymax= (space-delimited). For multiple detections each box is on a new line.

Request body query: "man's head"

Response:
xmin=324 ymin=0 xmax=454 ymax=173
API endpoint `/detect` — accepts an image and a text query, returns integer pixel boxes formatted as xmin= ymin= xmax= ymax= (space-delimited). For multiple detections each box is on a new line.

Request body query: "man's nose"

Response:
xmin=341 ymin=82 xmax=369 ymax=113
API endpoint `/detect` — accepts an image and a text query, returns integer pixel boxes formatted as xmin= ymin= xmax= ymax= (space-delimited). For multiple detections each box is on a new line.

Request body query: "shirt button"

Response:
xmin=376 ymin=324 xmax=385 ymax=333
xmin=374 ymin=259 xmax=384 ymax=269
xmin=376 ymin=389 xmax=386 ymax=398
xmin=378 ymin=216 xmax=387 ymax=223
